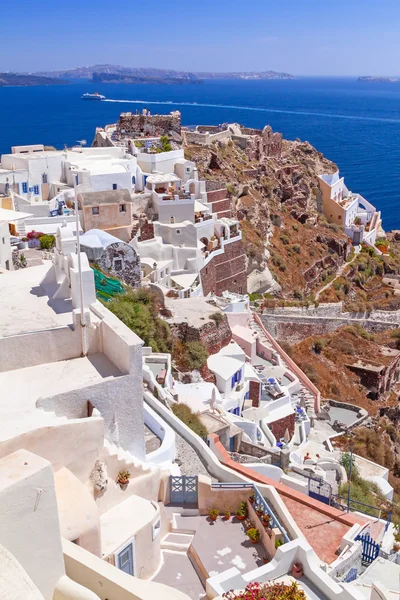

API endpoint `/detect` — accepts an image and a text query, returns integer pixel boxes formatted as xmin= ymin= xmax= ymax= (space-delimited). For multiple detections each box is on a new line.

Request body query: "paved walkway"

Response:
xmin=175 ymin=431 xmax=217 ymax=481
xmin=154 ymin=551 xmax=206 ymax=600
xmin=144 ymin=425 xmax=161 ymax=454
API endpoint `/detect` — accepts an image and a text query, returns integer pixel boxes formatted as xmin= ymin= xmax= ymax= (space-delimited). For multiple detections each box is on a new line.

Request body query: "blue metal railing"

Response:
xmin=211 ymin=482 xmax=290 ymax=543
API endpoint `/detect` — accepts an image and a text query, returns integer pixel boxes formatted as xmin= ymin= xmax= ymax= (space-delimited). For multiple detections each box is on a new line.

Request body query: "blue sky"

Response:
xmin=2 ymin=0 xmax=400 ymax=76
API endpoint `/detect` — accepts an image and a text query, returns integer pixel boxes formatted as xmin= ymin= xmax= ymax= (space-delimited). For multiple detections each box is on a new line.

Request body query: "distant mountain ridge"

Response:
xmin=35 ymin=64 xmax=294 ymax=81
xmin=0 ymin=73 xmax=68 ymax=87
xmin=358 ymin=76 xmax=399 ymax=83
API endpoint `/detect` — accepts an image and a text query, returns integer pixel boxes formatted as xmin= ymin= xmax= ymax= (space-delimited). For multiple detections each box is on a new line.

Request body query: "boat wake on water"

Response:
xmin=103 ymin=98 xmax=400 ymax=124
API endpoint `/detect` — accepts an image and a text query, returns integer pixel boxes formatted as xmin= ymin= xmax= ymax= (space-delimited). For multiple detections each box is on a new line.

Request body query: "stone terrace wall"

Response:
xmin=200 ymin=239 xmax=247 ymax=297
xmin=261 ymin=303 xmax=400 ymax=344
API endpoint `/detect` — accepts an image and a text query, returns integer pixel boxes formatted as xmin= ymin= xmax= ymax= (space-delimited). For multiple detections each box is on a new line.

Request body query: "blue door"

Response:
xmin=118 ymin=543 xmax=133 ymax=575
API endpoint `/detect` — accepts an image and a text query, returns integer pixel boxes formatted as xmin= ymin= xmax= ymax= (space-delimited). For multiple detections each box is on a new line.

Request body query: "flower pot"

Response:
xmin=236 ymin=514 xmax=246 ymax=521
xmin=118 ymin=479 xmax=129 ymax=486
xmin=249 ymin=497 xmax=255 ymax=504
xmin=210 ymin=516 xmax=217 ymax=522
xmin=250 ymin=539 xmax=258 ymax=544
xmin=224 ymin=515 xmax=231 ymax=521
xmin=257 ymin=510 xmax=264 ymax=517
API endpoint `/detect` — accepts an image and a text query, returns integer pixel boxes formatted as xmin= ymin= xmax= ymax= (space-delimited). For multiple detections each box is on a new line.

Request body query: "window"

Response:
xmin=338 ymin=215 xmax=342 ymax=220
xmin=170 ymin=217 xmax=175 ymax=224
xmin=92 ymin=206 xmax=99 ymax=215
xmin=114 ymin=259 xmax=123 ymax=272
xmin=176 ymin=229 xmax=181 ymax=234
xmin=33 ymin=185 xmax=39 ymax=195
xmin=152 ymin=519 xmax=161 ymax=541
xmin=132 ymin=175 xmax=136 ymax=184
xmin=42 ymin=173 xmax=48 ymax=184
xmin=22 ymin=182 xmax=28 ymax=194
xmin=2 ymin=237 xmax=4 ymax=244
xmin=75 ymin=175 xmax=79 ymax=186
xmin=112 ymin=183 xmax=117 ymax=190
xmin=119 ymin=204 xmax=126 ymax=213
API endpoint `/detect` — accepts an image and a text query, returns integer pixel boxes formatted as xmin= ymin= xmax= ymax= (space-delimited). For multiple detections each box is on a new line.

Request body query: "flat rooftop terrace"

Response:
xmin=0 ymin=353 xmax=122 ymax=440
xmin=0 ymin=262 xmax=74 ymax=337
xmin=165 ymin=296 xmax=223 ymax=328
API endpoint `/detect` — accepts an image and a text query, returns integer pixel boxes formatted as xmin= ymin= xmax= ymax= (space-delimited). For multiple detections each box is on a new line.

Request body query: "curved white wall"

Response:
xmin=244 ymin=463 xmax=284 ymax=482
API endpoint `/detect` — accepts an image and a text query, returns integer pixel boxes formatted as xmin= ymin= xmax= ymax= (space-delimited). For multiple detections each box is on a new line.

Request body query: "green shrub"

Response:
xmin=159 ymin=135 xmax=172 ymax=152
xmin=39 ymin=234 xmax=56 ymax=250
xmin=209 ymin=312 xmax=224 ymax=326
xmin=171 ymin=403 xmax=208 ymax=438
xmin=292 ymin=244 xmax=301 ymax=254
xmin=280 ymin=235 xmax=290 ymax=245
xmin=106 ymin=289 xmax=171 ymax=352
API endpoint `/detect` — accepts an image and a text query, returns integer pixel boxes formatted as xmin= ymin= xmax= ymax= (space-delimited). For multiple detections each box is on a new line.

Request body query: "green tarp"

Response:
xmin=92 ymin=268 xmax=125 ymax=301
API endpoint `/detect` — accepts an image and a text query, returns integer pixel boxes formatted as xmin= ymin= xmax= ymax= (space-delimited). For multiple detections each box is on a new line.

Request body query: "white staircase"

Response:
xmin=102 ymin=439 xmax=156 ymax=480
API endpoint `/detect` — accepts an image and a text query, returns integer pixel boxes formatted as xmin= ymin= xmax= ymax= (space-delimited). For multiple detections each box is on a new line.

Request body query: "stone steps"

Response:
xmin=161 ymin=532 xmax=194 ymax=552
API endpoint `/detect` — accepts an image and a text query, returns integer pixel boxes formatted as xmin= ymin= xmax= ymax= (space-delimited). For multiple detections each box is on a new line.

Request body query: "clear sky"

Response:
xmin=2 ymin=0 xmax=400 ymax=76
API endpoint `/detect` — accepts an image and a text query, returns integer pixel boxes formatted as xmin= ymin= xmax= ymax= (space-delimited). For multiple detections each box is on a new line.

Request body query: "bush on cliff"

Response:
xmin=171 ymin=403 xmax=208 ymax=439
xmin=209 ymin=312 xmax=224 ymax=326
xmin=173 ymin=340 xmax=209 ymax=372
xmin=105 ymin=288 xmax=171 ymax=353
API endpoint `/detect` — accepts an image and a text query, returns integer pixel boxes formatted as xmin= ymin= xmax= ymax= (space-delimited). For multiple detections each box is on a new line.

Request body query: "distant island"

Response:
xmin=358 ymin=76 xmax=399 ymax=83
xmin=35 ymin=64 xmax=295 ymax=83
xmin=92 ymin=72 xmax=203 ymax=85
xmin=0 ymin=73 xmax=68 ymax=87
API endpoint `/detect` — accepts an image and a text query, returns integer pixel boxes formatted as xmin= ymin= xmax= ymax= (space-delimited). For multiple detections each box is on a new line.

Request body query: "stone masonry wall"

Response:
xmin=250 ymin=381 xmax=261 ymax=407
xmin=268 ymin=412 xmax=295 ymax=442
xmin=200 ymin=239 xmax=247 ymax=297
xmin=97 ymin=243 xmax=141 ymax=289
xmin=261 ymin=303 xmax=400 ymax=344
xmin=170 ymin=315 xmax=232 ymax=355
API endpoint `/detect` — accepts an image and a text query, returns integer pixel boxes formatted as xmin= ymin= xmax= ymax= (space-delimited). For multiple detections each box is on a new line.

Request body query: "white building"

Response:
xmin=0 ymin=206 xmax=33 ymax=270
xmin=318 ymin=171 xmax=382 ymax=248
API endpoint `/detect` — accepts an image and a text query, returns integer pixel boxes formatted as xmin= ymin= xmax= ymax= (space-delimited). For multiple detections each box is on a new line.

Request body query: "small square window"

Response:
xmin=176 ymin=229 xmax=181 ymax=234
xmin=119 ymin=204 xmax=126 ymax=213
xmin=112 ymin=183 xmax=117 ymax=190
xmin=92 ymin=206 xmax=99 ymax=215
xmin=114 ymin=259 xmax=123 ymax=271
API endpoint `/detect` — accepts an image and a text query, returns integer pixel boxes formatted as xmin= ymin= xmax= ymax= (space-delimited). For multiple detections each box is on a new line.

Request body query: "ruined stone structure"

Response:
xmin=184 ymin=122 xmax=282 ymax=162
xmin=117 ymin=111 xmax=181 ymax=139
xmin=346 ymin=351 xmax=400 ymax=398
xmin=200 ymin=238 xmax=247 ymax=297
xmin=232 ymin=125 xmax=282 ymax=161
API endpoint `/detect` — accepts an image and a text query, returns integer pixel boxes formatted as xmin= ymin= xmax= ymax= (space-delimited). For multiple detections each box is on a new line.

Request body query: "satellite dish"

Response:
xmin=76 ymin=139 xmax=87 ymax=147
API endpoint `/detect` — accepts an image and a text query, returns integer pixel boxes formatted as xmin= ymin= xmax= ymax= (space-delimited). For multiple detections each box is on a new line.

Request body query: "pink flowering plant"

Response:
xmin=223 ymin=581 xmax=306 ymax=600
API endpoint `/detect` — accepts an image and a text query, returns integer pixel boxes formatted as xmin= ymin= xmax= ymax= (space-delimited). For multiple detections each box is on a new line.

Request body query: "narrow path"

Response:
xmin=315 ymin=254 xmax=356 ymax=301
xmin=175 ymin=431 xmax=217 ymax=481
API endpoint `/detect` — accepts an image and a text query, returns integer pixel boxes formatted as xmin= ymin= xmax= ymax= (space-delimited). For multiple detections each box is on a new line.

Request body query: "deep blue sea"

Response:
xmin=1 ymin=77 xmax=400 ymax=229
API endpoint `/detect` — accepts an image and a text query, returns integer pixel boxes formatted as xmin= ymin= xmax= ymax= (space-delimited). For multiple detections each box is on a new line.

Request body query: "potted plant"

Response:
xmin=209 ymin=508 xmax=219 ymax=522
xmin=249 ymin=492 xmax=255 ymax=504
xmin=236 ymin=501 xmax=247 ymax=521
xmin=262 ymin=514 xmax=271 ymax=526
xmin=256 ymin=504 xmax=264 ymax=516
xmin=263 ymin=554 xmax=270 ymax=564
xmin=393 ymin=543 xmax=400 ymax=553
xmin=246 ymin=528 xmax=260 ymax=544
xmin=116 ymin=470 xmax=130 ymax=486
xmin=224 ymin=506 xmax=231 ymax=521
xmin=275 ymin=539 xmax=284 ymax=549
xmin=18 ymin=237 xmax=28 ymax=249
